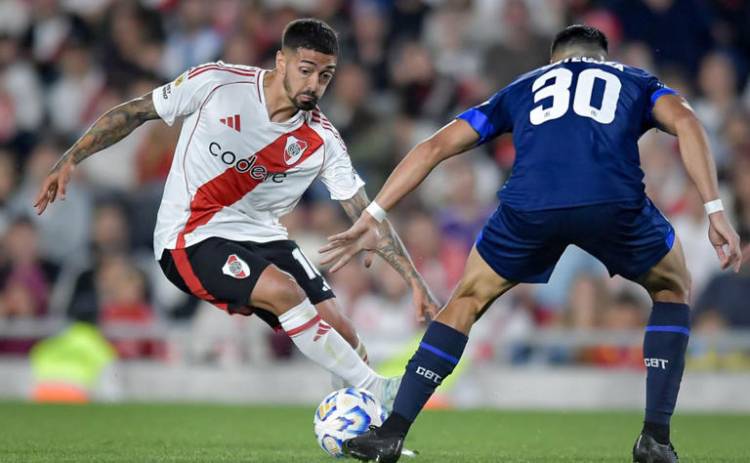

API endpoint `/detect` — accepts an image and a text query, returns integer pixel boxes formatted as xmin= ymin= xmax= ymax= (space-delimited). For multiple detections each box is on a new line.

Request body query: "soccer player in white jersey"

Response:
xmin=33 ymin=18 xmax=439 ymax=407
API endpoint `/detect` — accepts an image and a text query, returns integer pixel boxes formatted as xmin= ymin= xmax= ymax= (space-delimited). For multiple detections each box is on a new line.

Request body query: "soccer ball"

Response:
xmin=313 ymin=387 xmax=388 ymax=458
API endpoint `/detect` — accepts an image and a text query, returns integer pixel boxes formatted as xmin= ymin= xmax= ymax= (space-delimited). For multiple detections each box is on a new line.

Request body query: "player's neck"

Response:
xmin=263 ymin=69 xmax=302 ymax=123
xmin=551 ymin=50 xmax=607 ymax=63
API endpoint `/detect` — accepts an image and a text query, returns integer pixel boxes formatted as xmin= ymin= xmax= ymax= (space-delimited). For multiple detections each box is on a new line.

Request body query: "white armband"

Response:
xmin=365 ymin=201 xmax=387 ymax=223
xmin=704 ymin=199 xmax=724 ymax=215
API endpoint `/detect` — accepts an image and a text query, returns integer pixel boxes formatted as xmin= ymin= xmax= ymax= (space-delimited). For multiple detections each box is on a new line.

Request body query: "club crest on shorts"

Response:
xmin=222 ymin=254 xmax=250 ymax=279
xmin=284 ymin=136 xmax=308 ymax=165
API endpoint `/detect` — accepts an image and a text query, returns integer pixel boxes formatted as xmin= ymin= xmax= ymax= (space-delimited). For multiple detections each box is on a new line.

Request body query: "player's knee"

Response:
xmin=650 ymin=268 xmax=691 ymax=304
xmin=254 ymin=267 xmax=307 ymax=313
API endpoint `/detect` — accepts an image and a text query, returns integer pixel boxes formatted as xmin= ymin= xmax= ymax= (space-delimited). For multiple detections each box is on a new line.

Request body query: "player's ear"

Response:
xmin=276 ymin=50 xmax=287 ymax=76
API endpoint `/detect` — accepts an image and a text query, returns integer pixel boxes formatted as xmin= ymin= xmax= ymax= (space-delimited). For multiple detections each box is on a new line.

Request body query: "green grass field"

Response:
xmin=1 ymin=402 xmax=748 ymax=462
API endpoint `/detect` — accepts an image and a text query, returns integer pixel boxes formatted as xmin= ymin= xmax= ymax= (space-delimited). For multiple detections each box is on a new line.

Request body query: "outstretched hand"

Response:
xmin=320 ymin=212 xmax=441 ymax=323
xmin=319 ymin=213 xmax=380 ymax=273
xmin=708 ymin=213 xmax=743 ymax=272
xmin=33 ymin=159 xmax=75 ymax=215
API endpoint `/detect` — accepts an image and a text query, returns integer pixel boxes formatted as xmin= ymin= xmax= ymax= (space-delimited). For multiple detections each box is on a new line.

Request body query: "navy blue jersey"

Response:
xmin=457 ymin=58 xmax=676 ymax=211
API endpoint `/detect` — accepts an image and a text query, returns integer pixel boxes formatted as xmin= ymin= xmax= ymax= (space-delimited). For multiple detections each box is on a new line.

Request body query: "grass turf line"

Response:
xmin=0 ymin=402 xmax=748 ymax=462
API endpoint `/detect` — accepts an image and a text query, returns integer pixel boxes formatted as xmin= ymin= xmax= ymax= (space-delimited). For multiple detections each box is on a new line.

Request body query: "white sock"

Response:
xmin=331 ymin=337 xmax=370 ymax=389
xmin=280 ymin=299 xmax=381 ymax=389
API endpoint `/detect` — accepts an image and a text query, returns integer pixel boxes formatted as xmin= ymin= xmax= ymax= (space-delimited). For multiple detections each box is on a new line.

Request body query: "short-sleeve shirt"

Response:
xmin=457 ymin=58 xmax=676 ymax=211
xmin=151 ymin=61 xmax=364 ymax=258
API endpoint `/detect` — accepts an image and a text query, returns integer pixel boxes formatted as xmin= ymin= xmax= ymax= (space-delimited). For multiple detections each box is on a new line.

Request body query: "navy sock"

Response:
xmin=643 ymin=302 xmax=690 ymax=431
xmin=381 ymin=322 xmax=468 ymax=437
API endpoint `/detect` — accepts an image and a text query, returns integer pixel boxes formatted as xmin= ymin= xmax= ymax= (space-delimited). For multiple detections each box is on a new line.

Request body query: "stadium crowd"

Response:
xmin=0 ymin=0 xmax=749 ymax=370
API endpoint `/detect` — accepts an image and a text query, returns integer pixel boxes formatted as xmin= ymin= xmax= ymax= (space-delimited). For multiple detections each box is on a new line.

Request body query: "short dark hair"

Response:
xmin=282 ymin=18 xmax=338 ymax=56
xmin=550 ymin=25 xmax=608 ymax=57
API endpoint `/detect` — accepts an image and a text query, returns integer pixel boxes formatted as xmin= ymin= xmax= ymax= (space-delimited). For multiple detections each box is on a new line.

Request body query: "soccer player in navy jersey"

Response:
xmin=320 ymin=25 xmax=743 ymax=462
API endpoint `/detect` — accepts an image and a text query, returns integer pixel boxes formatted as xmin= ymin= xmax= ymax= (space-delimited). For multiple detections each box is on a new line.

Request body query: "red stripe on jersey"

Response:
xmin=285 ymin=314 xmax=322 ymax=337
xmin=189 ymin=65 xmax=257 ymax=80
xmin=234 ymin=114 xmax=241 ymax=132
xmin=169 ymin=248 xmax=228 ymax=311
xmin=227 ymin=116 xmax=234 ymax=129
xmin=175 ymin=123 xmax=324 ymax=248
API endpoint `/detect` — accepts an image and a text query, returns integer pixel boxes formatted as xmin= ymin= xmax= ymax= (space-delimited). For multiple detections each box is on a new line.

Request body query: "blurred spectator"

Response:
xmin=693 ymin=51 xmax=742 ymax=168
xmin=694 ymin=262 xmax=750 ymax=328
xmin=348 ymin=2 xmax=390 ymax=91
xmin=322 ymin=63 xmax=393 ymax=187
xmin=722 ymin=109 xmax=750 ymax=160
xmin=47 ymin=37 xmax=105 ymax=139
xmin=161 ymin=0 xmax=223 ymax=78
xmin=609 ymin=0 xmax=714 ymax=73
xmin=402 ymin=211 xmax=466 ymax=301
xmin=96 ymin=254 xmax=158 ymax=359
xmin=391 ymin=41 xmax=458 ymax=120
xmin=99 ymin=2 xmax=165 ymax=89
xmin=0 ymin=217 xmax=60 ymax=354
xmin=0 ymin=216 xmax=59 ymax=319
xmin=671 ymin=185 xmax=723 ymax=299
xmin=8 ymin=141 xmax=91 ymax=263
xmin=730 ymin=147 xmax=750 ymax=243
xmin=422 ymin=1 xmax=481 ymax=80
xmin=639 ymin=130 xmax=686 ymax=215
xmin=0 ymin=150 xmax=17 ymax=234
xmin=426 ymin=156 xmax=496 ymax=252
xmin=0 ymin=32 xmax=44 ymax=151
xmin=481 ymin=0 xmax=549 ymax=87
xmin=615 ymin=41 xmax=656 ymax=73
xmin=64 ymin=200 xmax=148 ymax=323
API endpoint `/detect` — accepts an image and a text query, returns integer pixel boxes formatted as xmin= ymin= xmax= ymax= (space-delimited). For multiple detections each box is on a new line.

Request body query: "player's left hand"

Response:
xmin=319 ymin=213 xmax=380 ymax=272
xmin=708 ymin=212 xmax=742 ymax=272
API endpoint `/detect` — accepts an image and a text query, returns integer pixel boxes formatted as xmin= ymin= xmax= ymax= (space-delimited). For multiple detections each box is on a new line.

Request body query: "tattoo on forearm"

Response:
xmin=52 ymin=94 xmax=159 ymax=172
xmin=340 ymin=188 xmax=429 ymax=292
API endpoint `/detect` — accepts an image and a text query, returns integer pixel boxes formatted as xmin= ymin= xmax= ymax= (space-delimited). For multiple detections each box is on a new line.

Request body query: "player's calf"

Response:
xmin=636 ymin=240 xmax=691 ymax=447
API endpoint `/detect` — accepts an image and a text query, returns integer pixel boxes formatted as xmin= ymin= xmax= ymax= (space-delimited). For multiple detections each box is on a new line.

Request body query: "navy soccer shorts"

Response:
xmin=159 ymin=238 xmax=334 ymax=327
xmin=476 ymin=198 xmax=675 ymax=283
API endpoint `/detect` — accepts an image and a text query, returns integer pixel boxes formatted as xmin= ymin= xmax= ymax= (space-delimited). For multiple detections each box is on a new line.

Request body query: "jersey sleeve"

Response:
xmin=318 ymin=130 xmax=365 ymax=201
xmin=151 ymin=63 xmax=224 ymax=126
xmin=641 ymin=70 xmax=677 ymax=128
xmin=455 ymin=87 xmax=513 ymax=145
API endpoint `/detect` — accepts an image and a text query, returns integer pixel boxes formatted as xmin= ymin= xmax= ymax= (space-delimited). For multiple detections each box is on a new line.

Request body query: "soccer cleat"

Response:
xmin=633 ymin=433 xmax=679 ymax=463
xmin=369 ymin=376 xmax=402 ymax=413
xmin=343 ymin=426 xmax=404 ymax=463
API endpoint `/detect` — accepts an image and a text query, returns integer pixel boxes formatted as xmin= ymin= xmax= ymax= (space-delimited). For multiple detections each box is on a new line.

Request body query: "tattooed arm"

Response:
xmin=339 ymin=187 xmax=440 ymax=321
xmin=34 ymin=93 xmax=160 ymax=214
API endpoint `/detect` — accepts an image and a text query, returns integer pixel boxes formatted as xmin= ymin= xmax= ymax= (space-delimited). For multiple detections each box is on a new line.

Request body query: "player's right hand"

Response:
xmin=33 ymin=159 xmax=75 ymax=215
xmin=708 ymin=212 xmax=742 ymax=272
xmin=319 ymin=213 xmax=380 ymax=273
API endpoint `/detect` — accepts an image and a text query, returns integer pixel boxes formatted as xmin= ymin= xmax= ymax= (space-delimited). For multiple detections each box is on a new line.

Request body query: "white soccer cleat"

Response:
xmin=368 ymin=376 xmax=402 ymax=413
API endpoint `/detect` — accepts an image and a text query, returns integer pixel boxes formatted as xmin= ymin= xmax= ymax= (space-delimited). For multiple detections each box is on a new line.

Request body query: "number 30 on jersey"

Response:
xmin=530 ymin=68 xmax=622 ymax=125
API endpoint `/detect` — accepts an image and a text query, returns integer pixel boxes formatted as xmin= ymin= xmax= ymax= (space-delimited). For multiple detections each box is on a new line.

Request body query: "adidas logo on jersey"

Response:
xmin=219 ymin=114 xmax=241 ymax=132
xmin=222 ymin=254 xmax=250 ymax=279
xmin=284 ymin=136 xmax=308 ymax=165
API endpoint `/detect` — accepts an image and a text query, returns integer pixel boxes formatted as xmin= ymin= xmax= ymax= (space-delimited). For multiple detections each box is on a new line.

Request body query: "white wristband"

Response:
xmin=704 ymin=199 xmax=724 ymax=215
xmin=365 ymin=201 xmax=387 ymax=223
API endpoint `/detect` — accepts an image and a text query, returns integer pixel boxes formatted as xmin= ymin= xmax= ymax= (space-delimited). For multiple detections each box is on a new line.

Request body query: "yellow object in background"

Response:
xmin=29 ymin=322 xmax=117 ymax=403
